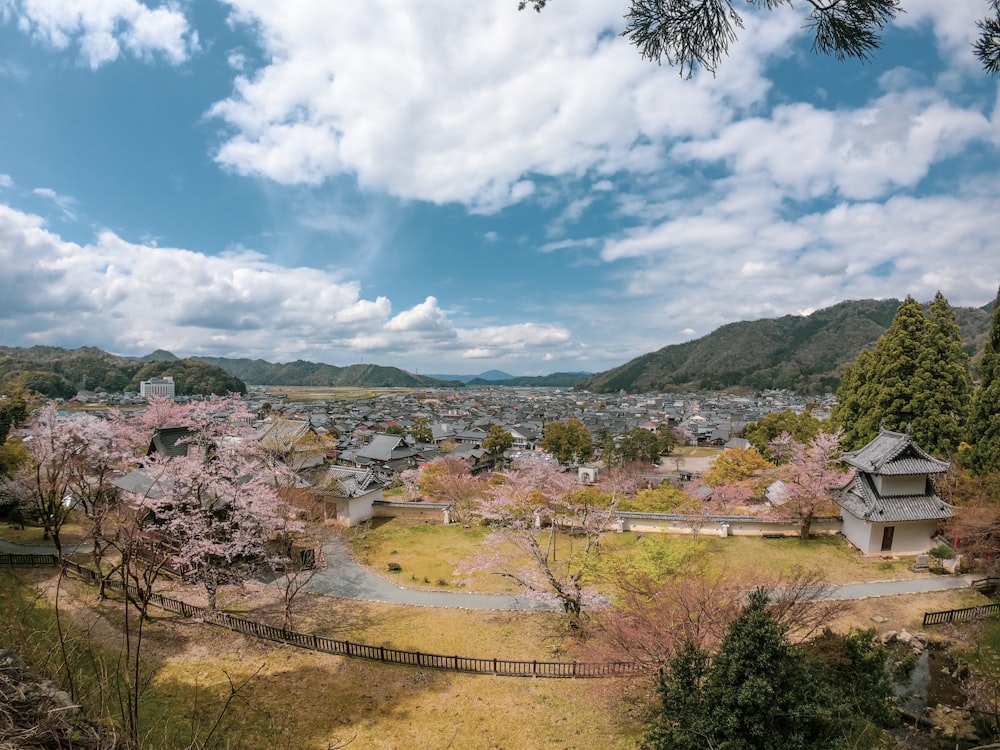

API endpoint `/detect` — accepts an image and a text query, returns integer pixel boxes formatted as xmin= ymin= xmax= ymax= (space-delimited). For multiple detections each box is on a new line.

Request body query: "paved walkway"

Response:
xmin=3 ymin=534 xmax=986 ymax=611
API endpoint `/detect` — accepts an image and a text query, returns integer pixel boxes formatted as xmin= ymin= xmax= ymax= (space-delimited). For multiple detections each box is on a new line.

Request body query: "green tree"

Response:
xmin=834 ymin=294 xmax=973 ymax=454
xmin=964 ymin=286 xmax=1000 ymax=476
xmin=608 ymin=427 xmax=663 ymax=467
xmin=743 ymin=409 xmax=822 ymax=460
xmin=914 ymin=291 xmax=973 ymax=456
xmin=483 ymin=424 xmax=513 ymax=468
xmin=0 ymin=396 xmax=27 ymax=445
xmin=642 ymin=589 xmax=895 ymax=750
xmin=522 ymin=0 xmax=1000 ymax=76
xmin=540 ymin=418 xmax=593 ymax=464
xmin=703 ymin=446 xmax=773 ymax=488
xmin=409 ymin=416 xmax=434 ymax=444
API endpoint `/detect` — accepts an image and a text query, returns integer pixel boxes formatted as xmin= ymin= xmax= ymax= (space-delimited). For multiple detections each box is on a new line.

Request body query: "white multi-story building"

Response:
xmin=140 ymin=376 xmax=176 ymax=399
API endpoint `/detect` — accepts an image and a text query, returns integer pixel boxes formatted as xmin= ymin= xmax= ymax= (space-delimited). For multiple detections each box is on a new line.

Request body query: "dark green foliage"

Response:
xmin=409 ymin=416 xmax=433 ymax=443
xmin=833 ymin=294 xmax=973 ymax=454
xmin=964 ymin=286 xmax=1000 ymax=475
xmin=743 ymin=409 xmax=823 ymax=459
xmin=194 ymin=356 xmax=460 ymax=388
xmin=132 ymin=359 xmax=247 ymax=396
xmin=914 ymin=292 xmax=973 ymax=455
xmin=0 ymin=396 xmax=27 ymax=445
xmin=581 ymin=298 xmax=990 ymax=395
xmin=540 ymin=418 xmax=593 ymax=464
xmin=464 ymin=372 xmax=591 ymax=387
xmin=605 ymin=426 xmax=664 ymax=467
xmin=642 ymin=590 xmax=895 ymax=750
xmin=531 ymin=0 xmax=1000 ymax=77
xmin=0 ymin=346 xmax=245 ymax=398
xmin=482 ymin=424 xmax=513 ymax=466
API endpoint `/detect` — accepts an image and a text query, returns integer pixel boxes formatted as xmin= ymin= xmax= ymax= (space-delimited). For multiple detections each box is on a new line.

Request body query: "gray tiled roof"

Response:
xmin=301 ymin=465 xmax=380 ymax=498
xmin=841 ymin=429 xmax=949 ymax=476
xmin=837 ymin=474 xmax=952 ymax=523
xmin=149 ymin=426 xmax=194 ymax=458
xmin=112 ymin=469 xmax=164 ymax=498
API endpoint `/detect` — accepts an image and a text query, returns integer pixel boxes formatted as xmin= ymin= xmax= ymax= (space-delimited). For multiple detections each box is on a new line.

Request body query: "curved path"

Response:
xmin=293 ymin=535 xmax=555 ymax=611
xmin=3 ymin=534 xmax=985 ymax=611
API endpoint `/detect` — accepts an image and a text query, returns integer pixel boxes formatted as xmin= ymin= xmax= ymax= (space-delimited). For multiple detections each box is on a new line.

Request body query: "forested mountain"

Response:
xmin=0 ymin=346 xmax=246 ymax=398
xmin=581 ymin=298 xmax=993 ymax=395
xmin=192 ymin=357 xmax=460 ymax=388
xmin=466 ymin=372 xmax=592 ymax=387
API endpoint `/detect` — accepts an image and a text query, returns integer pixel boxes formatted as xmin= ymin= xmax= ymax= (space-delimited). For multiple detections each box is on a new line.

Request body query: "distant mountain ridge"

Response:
xmin=580 ymin=297 xmax=993 ymax=394
xmin=191 ymin=356 xmax=461 ymax=388
xmin=425 ymin=370 xmax=515 ymax=383
xmin=0 ymin=346 xmax=245 ymax=398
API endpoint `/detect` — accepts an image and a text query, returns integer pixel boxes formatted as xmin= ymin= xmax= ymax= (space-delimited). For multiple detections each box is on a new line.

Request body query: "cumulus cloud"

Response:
xmin=0 ymin=202 xmax=579 ymax=367
xmin=4 ymin=0 xmax=197 ymax=68
xmin=593 ymin=176 xmax=1000 ymax=352
xmin=208 ymin=1 xmax=800 ymax=211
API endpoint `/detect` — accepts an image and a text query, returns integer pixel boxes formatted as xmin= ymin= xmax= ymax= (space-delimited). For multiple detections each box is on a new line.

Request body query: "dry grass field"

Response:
xmin=3 ymin=519 xmax=996 ymax=749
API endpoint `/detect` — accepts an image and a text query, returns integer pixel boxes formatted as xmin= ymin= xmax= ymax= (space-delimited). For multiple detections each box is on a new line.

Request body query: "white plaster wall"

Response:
xmin=873 ymin=474 xmax=926 ymax=496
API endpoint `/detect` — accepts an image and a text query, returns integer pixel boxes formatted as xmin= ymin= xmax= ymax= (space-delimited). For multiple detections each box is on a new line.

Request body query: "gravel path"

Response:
xmin=3 ymin=534 xmax=985 ymax=610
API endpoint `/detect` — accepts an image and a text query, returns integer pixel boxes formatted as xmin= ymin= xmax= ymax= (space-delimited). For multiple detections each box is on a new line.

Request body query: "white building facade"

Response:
xmin=140 ymin=376 xmax=176 ymax=399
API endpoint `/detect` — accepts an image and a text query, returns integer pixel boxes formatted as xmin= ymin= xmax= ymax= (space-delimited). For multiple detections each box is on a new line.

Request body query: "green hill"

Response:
xmin=192 ymin=357 xmax=460 ymax=388
xmin=580 ymin=298 xmax=992 ymax=394
xmin=0 ymin=346 xmax=246 ymax=398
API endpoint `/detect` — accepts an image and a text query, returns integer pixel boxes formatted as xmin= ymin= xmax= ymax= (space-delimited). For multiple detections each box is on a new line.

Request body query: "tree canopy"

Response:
xmin=540 ymin=418 xmax=594 ymax=464
xmin=521 ymin=0 xmax=1000 ymax=77
xmin=963 ymin=286 xmax=1000 ymax=476
xmin=833 ymin=294 xmax=972 ymax=455
xmin=641 ymin=589 xmax=896 ymax=750
xmin=743 ymin=408 xmax=822 ymax=459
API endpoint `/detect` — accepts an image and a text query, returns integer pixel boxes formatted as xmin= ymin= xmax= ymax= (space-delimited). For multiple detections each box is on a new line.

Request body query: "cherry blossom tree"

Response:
xmin=586 ymin=565 xmax=847 ymax=674
xmin=119 ymin=397 xmax=298 ymax=610
xmin=458 ymin=454 xmax=611 ymax=629
xmin=768 ymin=429 xmax=852 ymax=539
xmin=1 ymin=406 xmax=89 ymax=559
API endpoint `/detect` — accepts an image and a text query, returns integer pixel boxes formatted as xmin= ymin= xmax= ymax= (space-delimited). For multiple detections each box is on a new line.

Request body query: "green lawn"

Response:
xmin=347 ymin=517 xmax=924 ymax=595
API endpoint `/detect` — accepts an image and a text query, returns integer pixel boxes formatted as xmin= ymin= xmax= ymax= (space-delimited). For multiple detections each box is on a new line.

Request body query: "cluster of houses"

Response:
xmin=68 ymin=381 xmax=951 ymax=559
xmin=241 ymin=388 xmax=952 ymax=558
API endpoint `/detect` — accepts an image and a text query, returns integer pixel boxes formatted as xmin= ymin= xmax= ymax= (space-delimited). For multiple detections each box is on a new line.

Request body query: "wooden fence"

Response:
xmin=923 ymin=602 xmax=1000 ymax=627
xmin=5 ymin=553 xmax=647 ymax=678
xmin=0 ymin=552 xmax=58 ymax=566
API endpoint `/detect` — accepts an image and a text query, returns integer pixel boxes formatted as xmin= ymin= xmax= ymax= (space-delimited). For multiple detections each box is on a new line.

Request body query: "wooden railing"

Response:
xmin=0 ymin=552 xmax=59 ymax=566
xmin=4 ymin=552 xmax=647 ymax=678
xmin=923 ymin=602 xmax=1000 ymax=627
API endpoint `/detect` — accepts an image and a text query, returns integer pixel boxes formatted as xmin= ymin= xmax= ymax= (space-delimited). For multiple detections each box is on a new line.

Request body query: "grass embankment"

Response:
xmin=0 ymin=567 xmax=639 ymax=749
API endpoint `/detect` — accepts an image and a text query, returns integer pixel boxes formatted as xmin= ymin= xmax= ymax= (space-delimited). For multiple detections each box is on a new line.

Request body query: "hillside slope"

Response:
xmin=580 ymin=298 xmax=992 ymax=394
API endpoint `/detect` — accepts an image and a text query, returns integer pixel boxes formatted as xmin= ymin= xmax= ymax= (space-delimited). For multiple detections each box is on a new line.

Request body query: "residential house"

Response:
xmin=299 ymin=465 xmax=382 ymax=527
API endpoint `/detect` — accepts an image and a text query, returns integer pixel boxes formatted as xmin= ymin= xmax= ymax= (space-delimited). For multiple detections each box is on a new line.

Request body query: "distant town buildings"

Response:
xmin=140 ymin=376 xmax=176 ymax=399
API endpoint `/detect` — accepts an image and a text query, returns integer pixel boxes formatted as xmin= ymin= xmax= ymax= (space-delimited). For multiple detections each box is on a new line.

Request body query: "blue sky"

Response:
xmin=1 ymin=1 xmax=998 ymax=377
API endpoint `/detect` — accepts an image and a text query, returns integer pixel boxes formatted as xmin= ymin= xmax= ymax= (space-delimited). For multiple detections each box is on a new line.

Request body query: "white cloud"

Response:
xmin=209 ymin=1 xmax=799 ymax=211
xmin=0 ymin=202 xmax=581 ymax=368
xmin=673 ymin=90 xmax=991 ymax=201
xmin=0 ymin=174 xmax=13 ymax=188
xmin=5 ymin=0 xmax=196 ymax=68
xmin=593 ymin=176 xmax=1000 ymax=353
xmin=32 ymin=186 xmax=78 ymax=219
xmin=894 ymin=0 xmax=987 ymax=73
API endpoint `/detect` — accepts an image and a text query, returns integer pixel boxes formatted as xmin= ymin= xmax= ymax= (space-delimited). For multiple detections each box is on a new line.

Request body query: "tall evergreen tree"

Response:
xmin=833 ymin=347 xmax=876 ymax=450
xmin=914 ymin=292 xmax=973 ymax=456
xmin=964 ymin=286 xmax=1000 ymax=476
xmin=834 ymin=294 xmax=972 ymax=455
